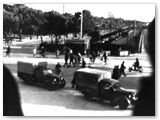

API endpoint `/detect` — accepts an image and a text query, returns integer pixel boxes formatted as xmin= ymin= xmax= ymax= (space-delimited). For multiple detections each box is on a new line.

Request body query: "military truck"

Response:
xmin=17 ymin=61 xmax=66 ymax=90
xmin=73 ymin=68 xmax=137 ymax=109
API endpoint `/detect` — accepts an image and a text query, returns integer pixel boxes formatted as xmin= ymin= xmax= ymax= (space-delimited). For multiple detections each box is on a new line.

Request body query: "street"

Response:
xmin=3 ymin=38 xmax=152 ymax=116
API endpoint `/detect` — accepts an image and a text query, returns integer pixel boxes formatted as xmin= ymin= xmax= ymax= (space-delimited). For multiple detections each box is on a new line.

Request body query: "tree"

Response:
xmin=12 ymin=4 xmax=26 ymax=41
xmin=72 ymin=12 xmax=81 ymax=37
xmin=89 ymin=27 xmax=100 ymax=44
xmin=3 ymin=9 xmax=18 ymax=34
xmin=63 ymin=13 xmax=75 ymax=35
xmin=44 ymin=11 xmax=66 ymax=44
xmin=83 ymin=10 xmax=95 ymax=35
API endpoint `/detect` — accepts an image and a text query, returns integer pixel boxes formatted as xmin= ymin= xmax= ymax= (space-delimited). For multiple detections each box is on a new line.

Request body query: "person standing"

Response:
xmin=54 ymin=62 xmax=62 ymax=77
xmin=133 ymin=58 xmax=140 ymax=70
xmin=33 ymin=47 xmax=37 ymax=57
xmin=6 ymin=45 xmax=11 ymax=57
xmin=56 ymin=49 xmax=60 ymax=58
xmin=63 ymin=49 xmax=69 ymax=67
xmin=71 ymin=73 xmax=76 ymax=88
xmin=120 ymin=61 xmax=126 ymax=77
xmin=41 ymin=46 xmax=45 ymax=57
xmin=69 ymin=49 xmax=75 ymax=67
xmin=74 ymin=52 xmax=79 ymax=67
xmin=100 ymin=50 xmax=104 ymax=63
xmin=112 ymin=65 xmax=120 ymax=80
xmin=92 ymin=51 xmax=96 ymax=63
xmin=78 ymin=52 xmax=81 ymax=64
xmin=103 ymin=51 xmax=108 ymax=65
xmin=81 ymin=58 xmax=86 ymax=68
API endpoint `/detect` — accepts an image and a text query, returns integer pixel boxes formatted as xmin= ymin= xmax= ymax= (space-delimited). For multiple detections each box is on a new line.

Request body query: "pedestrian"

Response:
xmin=71 ymin=74 xmax=76 ymax=88
xmin=69 ymin=49 xmax=75 ymax=67
xmin=100 ymin=50 xmax=104 ymax=63
xmin=133 ymin=58 xmax=140 ymax=70
xmin=74 ymin=52 xmax=79 ymax=67
xmin=92 ymin=51 xmax=96 ymax=63
xmin=55 ymin=62 xmax=62 ymax=77
xmin=40 ymin=46 xmax=45 ymax=57
xmin=103 ymin=51 xmax=108 ymax=65
xmin=56 ymin=49 xmax=60 ymax=58
xmin=81 ymin=58 xmax=86 ymax=68
xmin=120 ymin=61 xmax=126 ymax=77
xmin=33 ymin=47 xmax=37 ymax=57
xmin=112 ymin=65 xmax=120 ymax=80
xmin=78 ymin=52 xmax=81 ymax=64
xmin=6 ymin=45 xmax=11 ymax=57
xmin=63 ymin=49 xmax=69 ymax=67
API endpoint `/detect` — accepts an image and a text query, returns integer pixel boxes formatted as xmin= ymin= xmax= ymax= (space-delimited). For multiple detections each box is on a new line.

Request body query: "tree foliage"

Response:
xmin=3 ymin=4 xmax=144 ymax=42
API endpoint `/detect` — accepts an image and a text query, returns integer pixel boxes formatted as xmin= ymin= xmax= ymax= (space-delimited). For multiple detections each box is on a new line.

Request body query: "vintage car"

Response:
xmin=17 ymin=61 xmax=66 ymax=90
xmin=73 ymin=68 xmax=137 ymax=109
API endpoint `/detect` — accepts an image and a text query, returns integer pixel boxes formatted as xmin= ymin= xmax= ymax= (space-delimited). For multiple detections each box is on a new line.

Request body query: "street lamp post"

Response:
xmin=80 ymin=10 xmax=83 ymax=39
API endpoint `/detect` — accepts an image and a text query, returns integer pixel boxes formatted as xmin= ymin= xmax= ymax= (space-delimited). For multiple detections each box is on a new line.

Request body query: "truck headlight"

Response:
xmin=54 ymin=78 xmax=57 ymax=82
xmin=129 ymin=94 xmax=132 ymax=98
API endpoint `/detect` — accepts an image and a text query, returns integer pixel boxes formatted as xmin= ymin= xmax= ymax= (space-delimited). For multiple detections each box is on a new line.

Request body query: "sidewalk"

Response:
xmin=4 ymin=37 xmax=51 ymax=46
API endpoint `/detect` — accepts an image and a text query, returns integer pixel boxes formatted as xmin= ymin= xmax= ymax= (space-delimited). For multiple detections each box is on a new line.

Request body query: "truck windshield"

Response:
xmin=43 ymin=70 xmax=53 ymax=75
xmin=113 ymin=82 xmax=121 ymax=89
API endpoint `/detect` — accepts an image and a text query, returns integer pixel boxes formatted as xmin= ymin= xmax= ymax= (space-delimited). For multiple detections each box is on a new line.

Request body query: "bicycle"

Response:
xmin=35 ymin=51 xmax=48 ymax=58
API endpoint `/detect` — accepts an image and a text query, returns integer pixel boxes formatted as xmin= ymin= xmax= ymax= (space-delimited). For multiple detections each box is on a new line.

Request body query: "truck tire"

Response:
xmin=45 ymin=82 xmax=56 ymax=91
xmin=75 ymin=85 xmax=80 ymax=90
xmin=83 ymin=90 xmax=93 ymax=101
xmin=23 ymin=75 xmax=32 ymax=84
xmin=59 ymin=80 xmax=66 ymax=88
xmin=118 ymin=97 xmax=130 ymax=110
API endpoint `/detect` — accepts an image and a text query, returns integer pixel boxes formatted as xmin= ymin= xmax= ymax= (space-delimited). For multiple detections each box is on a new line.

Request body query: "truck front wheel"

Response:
xmin=22 ymin=75 xmax=32 ymax=84
xmin=118 ymin=97 xmax=130 ymax=110
xmin=45 ymin=82 xmax=56 ymax=91
xmin=83 ymin=90 xmax=93 ymax=101
xmin=59 ymin=80 xmax=66 ymax=88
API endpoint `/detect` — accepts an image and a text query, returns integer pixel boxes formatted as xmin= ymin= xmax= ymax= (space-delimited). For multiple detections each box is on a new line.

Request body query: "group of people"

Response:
xmin=88 ymin=49 xmax=108 ymax=65
xmin=33 ymin=46 xmax=46 ymax=57
xmin=63 ymin=48 xmax=86 ymax=68
xmin=99 ymin=50 xmax=108 ymax=65
xmin=112 ymin=58 xmax=140 ymax=80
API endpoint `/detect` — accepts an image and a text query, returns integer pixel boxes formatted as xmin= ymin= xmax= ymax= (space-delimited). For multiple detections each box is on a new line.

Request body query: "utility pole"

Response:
xmin=63 ymin=4 xmax=65 ymax=14
xmin=134 ymin=19 xmax=136 ymax=37
xmin=80 ymin=10 xmax=83 ymax=39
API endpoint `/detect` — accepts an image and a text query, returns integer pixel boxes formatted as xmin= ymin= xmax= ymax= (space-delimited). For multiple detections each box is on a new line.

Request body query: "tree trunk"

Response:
xmin=30 ymin=34 xmax=32 ymax=40
xmin=19 ymin=28 xmax=22 ymax=42
xmin=51 ymin=34 xmax=53 ymax=44
xmin=55 ymin=35 xmax=58 ymax=44
xmin=40 ymin=35 xmax=43 ymax=43
xmin=74 ymin=33 xmax=77 ymax=37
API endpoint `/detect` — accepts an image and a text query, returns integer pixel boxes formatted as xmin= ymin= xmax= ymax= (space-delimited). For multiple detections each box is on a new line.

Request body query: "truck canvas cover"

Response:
xmin=75 ymin=68 xmax=111 ymax=89
xmin=17 ymin=61 xmax=47 ymax=75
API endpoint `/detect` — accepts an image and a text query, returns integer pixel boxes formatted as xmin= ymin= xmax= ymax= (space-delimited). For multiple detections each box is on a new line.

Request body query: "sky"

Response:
xmin=25 ymin=3 xmax=155 ymax=22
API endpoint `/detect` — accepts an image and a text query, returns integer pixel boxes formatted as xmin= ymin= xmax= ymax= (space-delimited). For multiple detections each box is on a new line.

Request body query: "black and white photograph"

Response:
xmin=2 ymin=2 xmax=156 ymax=117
